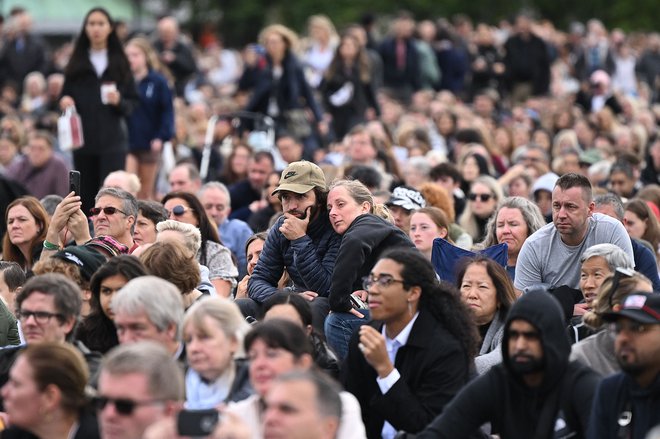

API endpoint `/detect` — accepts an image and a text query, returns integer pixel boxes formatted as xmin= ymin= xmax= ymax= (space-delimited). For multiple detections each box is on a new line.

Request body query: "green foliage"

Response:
xmin=171 ymin=0 xmax=660 ymax=46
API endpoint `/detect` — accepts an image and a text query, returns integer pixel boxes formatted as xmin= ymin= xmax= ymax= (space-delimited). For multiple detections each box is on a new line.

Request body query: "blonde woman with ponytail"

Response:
xmin=324 ymin=179 xmax=417 ymax=359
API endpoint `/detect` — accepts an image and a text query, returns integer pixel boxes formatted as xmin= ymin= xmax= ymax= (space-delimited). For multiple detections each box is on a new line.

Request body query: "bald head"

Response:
xmin=158 ymin=16 xmax=179 ymax=45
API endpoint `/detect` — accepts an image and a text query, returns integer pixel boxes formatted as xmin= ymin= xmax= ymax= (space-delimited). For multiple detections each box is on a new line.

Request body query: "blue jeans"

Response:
xmin=324 ymin=309 xmax=370 ymax=361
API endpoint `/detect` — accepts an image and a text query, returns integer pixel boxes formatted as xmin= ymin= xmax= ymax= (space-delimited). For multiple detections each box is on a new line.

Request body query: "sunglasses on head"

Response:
xmin=92 ymin=396 xmax=164 ymax=416
xmin=468 ymin=193 xmax=493 ymax=202
xmin=89 ymin=206 xmax=127 ymax=216
xmin=167 ymin=205 xmax=190 ymax=217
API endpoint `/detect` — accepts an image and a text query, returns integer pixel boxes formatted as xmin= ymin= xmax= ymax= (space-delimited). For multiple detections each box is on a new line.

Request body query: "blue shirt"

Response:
xmin=219 ymin=218 xmax=253 ymax=278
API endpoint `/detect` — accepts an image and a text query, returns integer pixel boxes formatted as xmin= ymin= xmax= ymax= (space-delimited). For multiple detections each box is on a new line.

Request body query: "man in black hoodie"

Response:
xmin=416 ymin=288 xmax=600 ymax=439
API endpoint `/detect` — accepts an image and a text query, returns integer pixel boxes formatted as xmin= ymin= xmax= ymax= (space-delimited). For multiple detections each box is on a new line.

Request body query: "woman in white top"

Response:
xmin=227 ymin=319 xmax=367 ymax=439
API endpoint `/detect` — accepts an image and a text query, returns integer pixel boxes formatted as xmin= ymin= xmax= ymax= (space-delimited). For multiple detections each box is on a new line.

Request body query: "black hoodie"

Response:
xmin=417 ymin=290 xmax=600 ymax=439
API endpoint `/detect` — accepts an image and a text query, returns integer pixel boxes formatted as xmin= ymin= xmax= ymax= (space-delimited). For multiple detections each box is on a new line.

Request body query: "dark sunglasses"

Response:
xmin=92 ymin=396 xmax=165 ymax=416
xmin=89 ymin=206 xmax=127 ymax=216
xmin=167 ymin=205 xmax=190 ymax=217
xmin=468 ymin=193 xmax=493 ymax=202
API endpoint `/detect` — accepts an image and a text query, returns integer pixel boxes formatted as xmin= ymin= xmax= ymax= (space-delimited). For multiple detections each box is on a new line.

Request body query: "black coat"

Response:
xmin=342 ymin=309 xmax=471 ymax=439
xmin=1 ymin=409 xmax=100 ymax=439
xmin=329 ymin=214 xmax=415 ymax=313
xmin=587 ymin=372 xmax=660 ymax=439
xmin=61 ymin=61 xmax=138 ymax=156
xmin=245 ymin=52 xmax=323 ymax=123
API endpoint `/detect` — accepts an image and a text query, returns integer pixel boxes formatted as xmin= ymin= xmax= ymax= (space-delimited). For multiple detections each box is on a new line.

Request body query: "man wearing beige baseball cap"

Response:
xmin=237 ymin=161 xmax=341 ymax=332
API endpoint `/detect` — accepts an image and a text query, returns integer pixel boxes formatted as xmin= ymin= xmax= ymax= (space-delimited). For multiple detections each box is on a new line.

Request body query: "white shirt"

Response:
xmin=89 ymin=49 xmax=108 ymax=77
xmin=377 ymin=312 xmax=420 ymax=439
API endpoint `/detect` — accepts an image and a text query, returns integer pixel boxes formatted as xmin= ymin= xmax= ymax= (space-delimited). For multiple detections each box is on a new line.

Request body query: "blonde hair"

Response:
xmin=583 ymin=272 xmax=652 ymax=329
xmin=156 ymin=219 xmax=202 ymax=256
xmin=125 ymin=36 xmax=174 ymax=86
xmin=259 ymin=24 xmax=299 ymax=52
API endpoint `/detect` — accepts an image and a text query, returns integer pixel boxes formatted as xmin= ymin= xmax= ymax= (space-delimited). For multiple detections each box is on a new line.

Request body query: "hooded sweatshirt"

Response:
xmin=417 ymin=290 xmax=600 ymax=439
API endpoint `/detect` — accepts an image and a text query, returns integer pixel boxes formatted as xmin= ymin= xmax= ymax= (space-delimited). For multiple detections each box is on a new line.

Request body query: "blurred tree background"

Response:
xmin=166 ymin=0 xmax=658 ymax=46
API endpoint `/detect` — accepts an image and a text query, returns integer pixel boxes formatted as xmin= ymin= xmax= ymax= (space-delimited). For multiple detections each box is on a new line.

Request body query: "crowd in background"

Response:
xmin=0 ymin=4 xmax=658 ymax=439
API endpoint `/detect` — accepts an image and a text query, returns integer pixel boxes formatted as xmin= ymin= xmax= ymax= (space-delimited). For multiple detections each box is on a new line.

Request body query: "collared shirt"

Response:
xmin=377 ymin=311 xmax=420 ymax=439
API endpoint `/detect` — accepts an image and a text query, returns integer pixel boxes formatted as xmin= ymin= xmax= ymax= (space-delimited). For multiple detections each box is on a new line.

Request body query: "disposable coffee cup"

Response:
xmin=101 ymin=82 xmax=117 ymax=104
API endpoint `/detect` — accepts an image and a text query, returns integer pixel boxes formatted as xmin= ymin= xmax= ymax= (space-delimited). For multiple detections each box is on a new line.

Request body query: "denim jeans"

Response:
xmin=324 ymin=309 xmax=371 ymax=361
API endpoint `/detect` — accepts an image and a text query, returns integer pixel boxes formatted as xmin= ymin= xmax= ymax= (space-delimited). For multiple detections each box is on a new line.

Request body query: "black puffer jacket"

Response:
xmin=248 ymin=213 xmax=341 ymax=303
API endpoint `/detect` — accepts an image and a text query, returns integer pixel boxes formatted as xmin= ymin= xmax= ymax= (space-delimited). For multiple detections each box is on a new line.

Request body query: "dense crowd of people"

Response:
xmin=0 ymin=4 xmax=659 ymax=439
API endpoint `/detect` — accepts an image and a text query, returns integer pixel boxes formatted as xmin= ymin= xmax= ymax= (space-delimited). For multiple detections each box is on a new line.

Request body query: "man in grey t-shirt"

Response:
xmin=515 ymin=173 xmax=633 ymax=293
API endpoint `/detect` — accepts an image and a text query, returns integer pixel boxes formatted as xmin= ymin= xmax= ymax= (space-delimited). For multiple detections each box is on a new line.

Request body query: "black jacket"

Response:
xmin=61 ymin=60 xmax=138 ymax=156
xmin=245 ymin=52 xmax=323 ymax=123
xmin=248 ymin=212 xmax=341 ymax=303
xmin=342 ymin=309 xmax=471 ymax=439
xmin=329 ymin=214 xmax=415 ymax=313
xmin=1 ymin=409 xmax=100 ymax=439
xmin=588 ymin=372 xmax=660 ymax=439
xmin=417 ymin=290 xmax=600 ymax=439
xmin=503 ymin=33 xmax=550 ymax=95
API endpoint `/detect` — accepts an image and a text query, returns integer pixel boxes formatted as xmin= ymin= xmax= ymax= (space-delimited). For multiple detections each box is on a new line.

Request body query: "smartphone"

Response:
xmin=177 ymin=409 xmax=220 ymax=437
xmin=69 ymin=170 xmax=81 ymax=196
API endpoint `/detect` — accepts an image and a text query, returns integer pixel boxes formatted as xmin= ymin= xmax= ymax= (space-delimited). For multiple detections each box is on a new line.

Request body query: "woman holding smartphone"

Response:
xmin=60 ymin=7 xmax=138 ymax=212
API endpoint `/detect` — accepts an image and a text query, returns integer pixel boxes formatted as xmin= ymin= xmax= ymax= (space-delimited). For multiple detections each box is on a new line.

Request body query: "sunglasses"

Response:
xmin=92 ymin=396 xmax=165 ymax=416
xmin=167 ymin=205 xmax=190 ymax=217
xmin=89 ymin=206 xmax=128 ymax=216
xmin=468 ymin=193 xmax=493 ymax=202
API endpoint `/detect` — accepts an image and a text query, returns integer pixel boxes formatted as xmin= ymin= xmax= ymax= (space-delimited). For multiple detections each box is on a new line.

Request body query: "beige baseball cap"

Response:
xmin=271 ymin=161 xmax=326 ymax=195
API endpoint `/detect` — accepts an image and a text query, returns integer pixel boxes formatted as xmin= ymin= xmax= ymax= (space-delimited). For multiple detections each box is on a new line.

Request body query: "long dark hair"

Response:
xmin=455 ymin=255 xmax=517 ymax=318
xmin=78 ymin=255 xmax=147 ymax=353
xmin=161 ymin=191 xmax=221 ymax=266
xmin=64 ymin=7 xmax=132 ymax=84
xmin=380 ymin=248 xmax=479 ymax=364
xmin=325 ymin=33 xmax=371 ymax=83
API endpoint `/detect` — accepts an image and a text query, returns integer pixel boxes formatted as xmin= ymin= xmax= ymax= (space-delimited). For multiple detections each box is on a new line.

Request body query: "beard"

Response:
xmin=509 ymin=354 xmax=545 ymax=375
xmin=617 ymin=355 xmax=645 ymax=377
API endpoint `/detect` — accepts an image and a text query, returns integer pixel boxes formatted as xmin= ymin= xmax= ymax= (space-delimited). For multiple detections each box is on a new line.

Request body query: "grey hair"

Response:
xmin=101 ymin=341 xmax=184 ymax=401
xmin=482 ymin=196 xmax=547 ymax=247
xmin=406 ymin=156 xmax=432 ymax=177
xmin=183 ymin=297 xmax=251 ymax=358
xmin=274 ymin=370 xmax=342 ymax=420
xmin=104 ymin=170 xmax=142 ymax=195
xmin=199 ymin=181 xmax=231 ymax=205
xmin=580 ymin=243 xmax=634 ymax=271
xmin=156 ymin=219 xmax=202 ymax=255
xmin=111 ymin=276 xmax=184 ymax=341
xmin=94 ymin=187 xmax=139 ymax=234
xmin=593 ymin=193 xmax=624 ymax=220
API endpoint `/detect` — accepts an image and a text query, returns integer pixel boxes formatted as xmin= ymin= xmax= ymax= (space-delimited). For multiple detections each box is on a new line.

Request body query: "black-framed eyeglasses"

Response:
xmin=16 ymin=309 xmax=64 ymax=324
xmin=89 ymin=206 xmax=128 ymax=217
xmin=92 ymin=396 xmax=165 ymax=416
xmin=166 ymin=205 xmax=190 ymax=217
xmin=468 ymin=193 xmax=493 ymax=202
xmin=362 ymin=274 xmax=406 ymax=290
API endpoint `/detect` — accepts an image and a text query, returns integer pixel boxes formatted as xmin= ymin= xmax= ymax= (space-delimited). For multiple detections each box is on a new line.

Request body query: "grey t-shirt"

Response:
xmin=514 ymin=213 xmax=634 ymax=292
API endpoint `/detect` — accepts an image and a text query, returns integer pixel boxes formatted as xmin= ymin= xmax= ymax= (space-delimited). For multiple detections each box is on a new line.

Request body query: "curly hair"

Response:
xmin=379 ymin=248 xmax=479 ymax=364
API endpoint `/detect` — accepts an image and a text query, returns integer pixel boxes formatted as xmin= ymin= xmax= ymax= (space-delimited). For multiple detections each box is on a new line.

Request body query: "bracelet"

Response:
xmin=42 ymin=240 xmax=60 ymax=251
